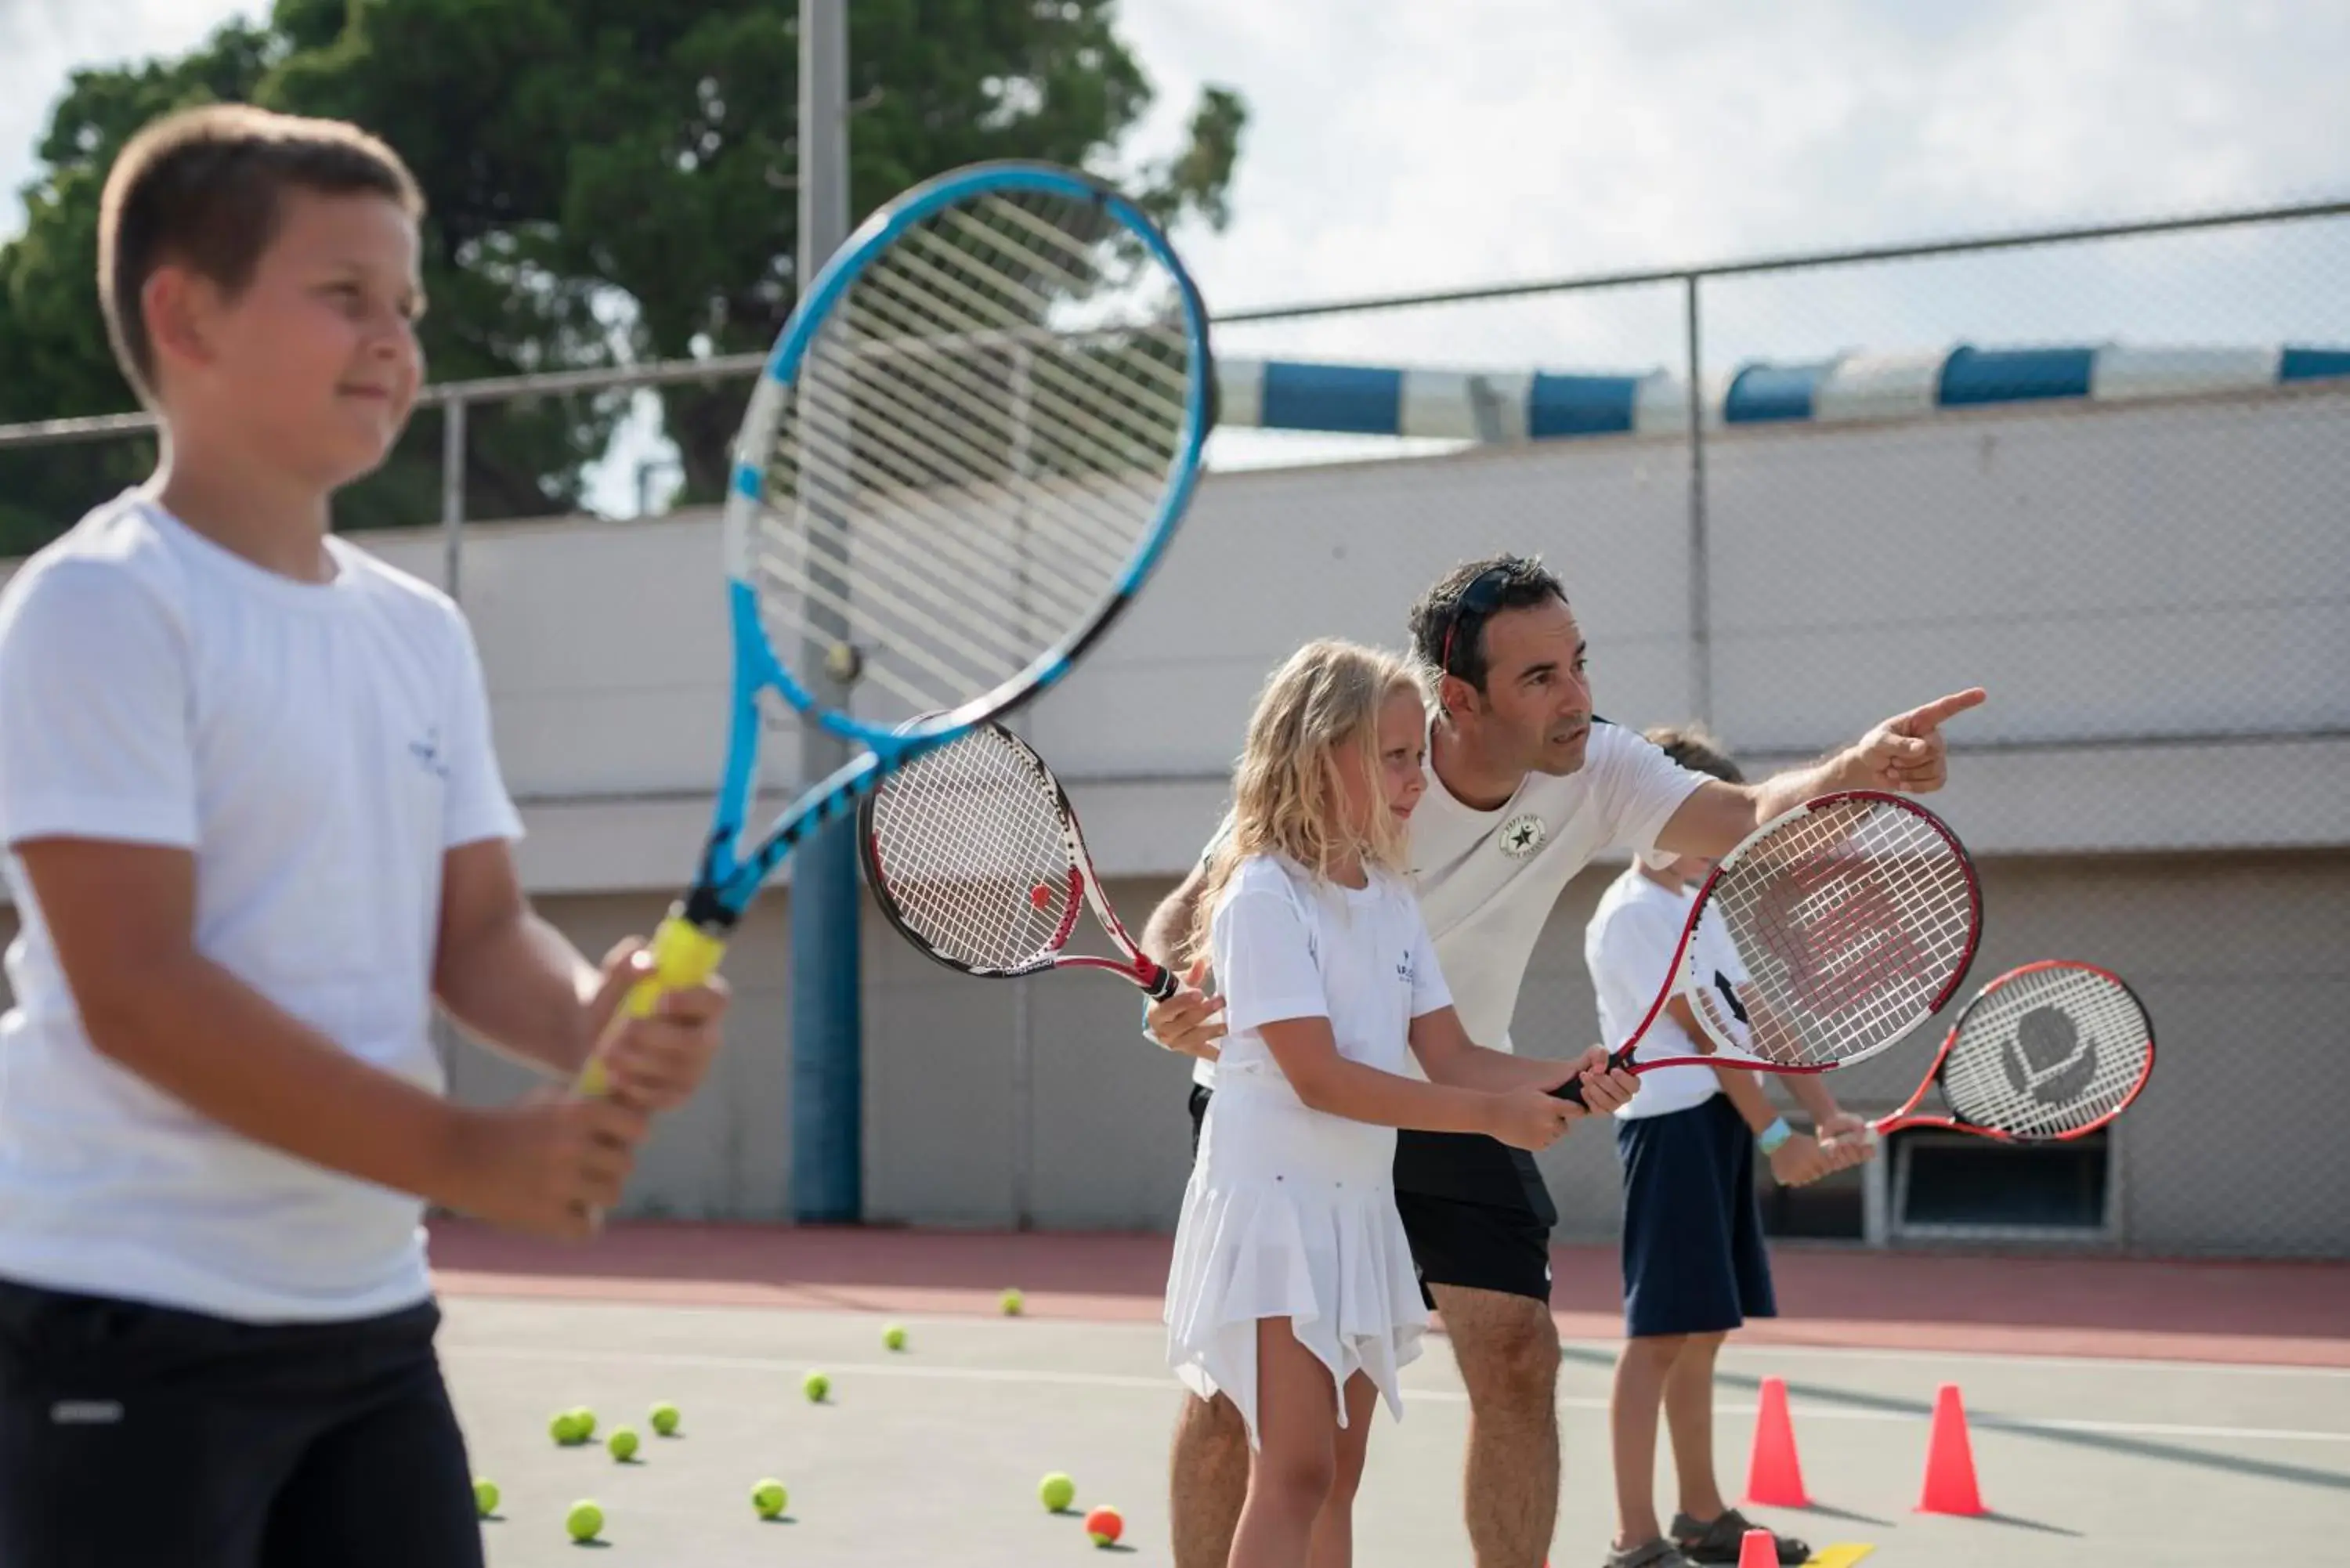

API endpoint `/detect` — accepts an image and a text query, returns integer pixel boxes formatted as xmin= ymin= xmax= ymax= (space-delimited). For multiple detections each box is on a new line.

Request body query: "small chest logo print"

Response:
xmin=51 ymin=1400 xmax=123 ymax=1425
xmin=1397 ymin=952 xmax=1415 ymax=984
xmin=1499 ymin=813 xmax=1546 ymax=858
xmin=410 ymin=726 xmax=450 ymax=780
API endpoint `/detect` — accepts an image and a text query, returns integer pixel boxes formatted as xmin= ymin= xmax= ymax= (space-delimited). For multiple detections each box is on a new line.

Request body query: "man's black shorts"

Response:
xmin=0 ymin=1277 xmax=482 ymax=1568
xmin=1188 ymin=1082 xmax=1556 ymax=1305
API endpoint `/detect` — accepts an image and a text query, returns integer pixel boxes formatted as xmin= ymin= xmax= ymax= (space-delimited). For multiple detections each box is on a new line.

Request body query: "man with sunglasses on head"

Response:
xmin=1141 ymin=555 xmax=1984 ymax=1568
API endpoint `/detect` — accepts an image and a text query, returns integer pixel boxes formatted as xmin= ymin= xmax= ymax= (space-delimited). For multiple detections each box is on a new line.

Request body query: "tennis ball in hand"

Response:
xmin=1038 ymin=1472 xmax=1076 ymax=1512
xmin=883 ymin=1323 xmax=908 ymax=1352
xmin=752 ymin=1478 xmax=789 ymax=1519
xmin=472 ymin=1478 xmax=500 ymax=1518
xmin=649 ymin=1400 xmax=681 ymax=1436
xmin=802 ymin=1370 xmax=830 ymax=1403
xmin=1084 ymin=1505 xmax=1124 ymax=1546
xmin=1000 ymin=1287 xmax=1025 ymax=1316
xmin=565 ymin=1500 xmax=603 ymax=1542
xmin=607 ymin=1426 xmax=639 ymax=1461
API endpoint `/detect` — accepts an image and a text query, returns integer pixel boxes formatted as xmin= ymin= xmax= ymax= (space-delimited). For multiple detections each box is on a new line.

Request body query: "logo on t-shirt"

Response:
xmin=1499 ymin=812 xmax=1546 ymax=858
xmin=408 ymin=726 xmax=450 ymax=781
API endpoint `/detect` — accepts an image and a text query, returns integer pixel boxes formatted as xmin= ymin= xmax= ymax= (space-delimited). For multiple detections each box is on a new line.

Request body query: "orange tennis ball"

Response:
xmin=1030 ymin=883 xmax=1054 ymax=910
xmin=1084 ymin=1505 xmax=1123 ymax=1546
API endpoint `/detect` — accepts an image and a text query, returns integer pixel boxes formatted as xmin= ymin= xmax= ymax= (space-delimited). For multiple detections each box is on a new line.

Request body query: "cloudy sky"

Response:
xmin=6 ymin=0 xmax=2349 ymax=482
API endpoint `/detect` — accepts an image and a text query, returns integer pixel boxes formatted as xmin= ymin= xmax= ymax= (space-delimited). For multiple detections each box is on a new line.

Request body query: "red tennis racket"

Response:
xmin=1555 ymin=790 xmax=1983 ymax=1105
xmin=858 ymin=721 xmax=1179 ymax=998
xmin=1853 ymin=960 xmax=2155 ymax=1146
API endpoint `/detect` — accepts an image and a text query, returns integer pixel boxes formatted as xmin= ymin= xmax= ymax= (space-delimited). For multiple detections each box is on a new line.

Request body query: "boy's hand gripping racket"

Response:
xmin=1554 ymin=791 xmax=1983 ymax=1104
xmin=859 ymin=721 xmax=1178 ymax=998
xmin=1852 ymin=959 xmax=2155 ymax=1146
xmin=575 ymin=161 xmax=1213 ymax=1093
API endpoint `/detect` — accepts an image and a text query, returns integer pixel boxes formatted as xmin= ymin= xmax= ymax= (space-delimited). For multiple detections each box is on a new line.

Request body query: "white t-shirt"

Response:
xmin=1585 ymin=866 xmax=1755 ymax=1120
xmin=1195 ymin=719 xmax=1704 ymax=1089
xmin=0 ymin=491 xmax=523 ymax=1324
xmin=1210 ymin=854 xmax=1452 ymax=1088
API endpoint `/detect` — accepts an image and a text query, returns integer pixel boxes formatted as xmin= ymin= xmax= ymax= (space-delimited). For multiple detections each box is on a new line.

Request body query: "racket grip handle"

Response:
xmin=1548 ymin=1075 xmax=1591 ymax=1108
xmin=1142 ymin=963 xmax=1181 ymax=1001
xmin=577 ymin=914 xmax=730 ymax=1097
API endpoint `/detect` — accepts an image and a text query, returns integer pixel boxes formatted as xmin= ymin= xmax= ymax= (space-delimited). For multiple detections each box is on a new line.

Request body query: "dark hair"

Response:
xmin=99 ymin=103 xmax=425 ymax=406
xmin=1644 ymin=723 xmax=1745 ymax=786
xmin=1405 ymin=554 xmax=1568 ymax=691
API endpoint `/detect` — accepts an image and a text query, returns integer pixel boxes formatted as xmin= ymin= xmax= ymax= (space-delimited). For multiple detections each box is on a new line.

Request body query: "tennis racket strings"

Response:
xmin=1937 ymin=964 xmax=2152 ymax=1139
xmin=1694 ymin=795 xmax=1979 ymax=1068
xmin=750 ymin=183 xmax=1201 ymax=728
xmin=864 ymin=724 xmax=1075 ymax=973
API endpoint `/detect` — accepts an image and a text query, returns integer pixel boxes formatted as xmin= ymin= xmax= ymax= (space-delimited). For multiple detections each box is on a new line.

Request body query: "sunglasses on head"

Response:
xmin=1437 ymin=565 xmax=1512 ymax=679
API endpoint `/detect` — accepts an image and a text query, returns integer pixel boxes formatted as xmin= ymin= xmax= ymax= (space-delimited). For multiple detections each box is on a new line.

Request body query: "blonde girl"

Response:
xmin=1162 ymin=638 xmax=1586 ymax=1568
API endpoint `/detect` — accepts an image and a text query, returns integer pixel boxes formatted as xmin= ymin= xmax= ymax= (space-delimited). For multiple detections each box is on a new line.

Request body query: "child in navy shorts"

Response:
xmin=1584 ymin=725 xmax=1875 ymax=1568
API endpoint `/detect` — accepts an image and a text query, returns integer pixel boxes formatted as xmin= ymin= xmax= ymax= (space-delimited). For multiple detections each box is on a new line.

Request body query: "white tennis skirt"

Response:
xmin=1162 ymin=1069 xmax=1428 ymax=1447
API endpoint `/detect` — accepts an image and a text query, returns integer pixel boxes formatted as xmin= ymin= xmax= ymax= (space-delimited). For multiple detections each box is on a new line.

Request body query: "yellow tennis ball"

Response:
xmin=802 ymin=1370 xmax=830 ymax=1403
xmin=565 ymin=1500 xmax=603 ymax=1542
xmin=649 ymin=1400 xmax=681 ymax=1436
xmin=569 ymin=1407 xmax=596 ymax=1442
xmin=1038 ymin=1472 xmax=1076 ymax=1512
xmin=607 ymin=1426 xmax=638 ymax=1461
xmin=548 ymin=1411 xmax=575 ymax=1445
xmin=752 ymin=1478 xmax=788 ymax=1519
xmin=473 ymin=1477 xmax=499 ymax=1518
xmin=883 ymin=1323 xmax=907 ymax=1351
xmin=1000 ymin=1288 xmax=1025 ymax=1316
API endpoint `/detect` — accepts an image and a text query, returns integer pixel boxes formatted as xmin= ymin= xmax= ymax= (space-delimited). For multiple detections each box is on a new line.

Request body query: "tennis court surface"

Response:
xmin=433 ymin=1222 xmax=2349 ymax=1566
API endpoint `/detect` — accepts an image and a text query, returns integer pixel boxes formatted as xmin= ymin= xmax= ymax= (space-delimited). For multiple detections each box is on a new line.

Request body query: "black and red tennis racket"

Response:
xmin=858 ymin=721 xmax=1180 ymax=998
xmin=1555 ymin=790 xmax=1983 ymax=1105
xmin=1849 ymin=960 xmax=2155 ymax=1147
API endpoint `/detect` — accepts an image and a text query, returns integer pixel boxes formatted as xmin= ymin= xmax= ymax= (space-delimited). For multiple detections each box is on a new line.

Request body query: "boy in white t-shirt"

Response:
xmin=1585 ymin=726 xmax=1871 ymax=1568
xmin=0 ymin=105 xmax=728 ymax=1566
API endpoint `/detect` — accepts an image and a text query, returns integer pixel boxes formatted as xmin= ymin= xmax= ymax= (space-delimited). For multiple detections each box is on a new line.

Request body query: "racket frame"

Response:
xmin=1556 ymin=790 xmax=1983 ymax=1102
xmin=1863 ymin=959 xmax=2156 ymax=1146
xmin=579 ymin=162 xmax=1212 ymax=1086
xmin=859 ymin=722 xmax=1180 ymax=999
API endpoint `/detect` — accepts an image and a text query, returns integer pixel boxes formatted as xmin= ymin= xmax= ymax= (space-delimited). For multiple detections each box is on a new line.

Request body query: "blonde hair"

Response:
xmin=1186 ymin=639 xmax=1425 ymax=964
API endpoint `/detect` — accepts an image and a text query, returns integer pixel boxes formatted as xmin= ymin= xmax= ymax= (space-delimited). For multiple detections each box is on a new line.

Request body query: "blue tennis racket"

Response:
xmin=578 ymin=161 xmax=1211 ymax=1091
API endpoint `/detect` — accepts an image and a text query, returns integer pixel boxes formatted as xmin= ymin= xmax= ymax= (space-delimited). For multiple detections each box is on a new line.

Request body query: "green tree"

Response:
xmin=0 ymin=0 xmax=1244 ymax=556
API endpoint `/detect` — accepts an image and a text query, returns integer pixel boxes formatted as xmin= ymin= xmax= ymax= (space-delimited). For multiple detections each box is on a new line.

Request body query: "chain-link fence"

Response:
xmin=2 ymin=200 xmax=2342 ymax=1257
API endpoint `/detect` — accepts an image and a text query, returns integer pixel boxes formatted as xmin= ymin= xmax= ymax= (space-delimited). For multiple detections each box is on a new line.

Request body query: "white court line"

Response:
xmin=1560 ymin=1335 xmax=2350 ymax=1382
xmin=446 ymin=1345 xmax=2350 ymax=1447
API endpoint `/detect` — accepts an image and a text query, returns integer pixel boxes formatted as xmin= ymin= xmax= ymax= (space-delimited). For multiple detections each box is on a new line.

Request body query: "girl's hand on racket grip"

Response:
xmin=446 ymin=1090 xmax=649 ymax=1241
xmin=588 ymin=940 xmax=731 ymax=1112
xmin=1545 ymin=1046 xmax=1640 ymax=1114
xmin=1814 ymin=1111 xmax=1876 ymax=1169
xmin=1484 ymin=1086 xmax=1584 ymax=1151
xmin=1144 ymin=958 xmax=1226 ymax=1062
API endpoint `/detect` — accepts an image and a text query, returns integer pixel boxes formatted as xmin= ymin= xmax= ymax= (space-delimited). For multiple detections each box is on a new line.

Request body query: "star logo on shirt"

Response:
xmin=1499 ymin=812 xmax=1546 ymax=858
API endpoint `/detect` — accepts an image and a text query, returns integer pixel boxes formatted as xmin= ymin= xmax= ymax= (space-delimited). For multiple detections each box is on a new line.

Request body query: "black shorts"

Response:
xmin=0 ymin=1277 xmax=482 ymax=1568
xmin=1188 ymin=1085 xmax=1556 ymax=1306
xmin=1614 ymin=1093 xmax=1777 ymax=1339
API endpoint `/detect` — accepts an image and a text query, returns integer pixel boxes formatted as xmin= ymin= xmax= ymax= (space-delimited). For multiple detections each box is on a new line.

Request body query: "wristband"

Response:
xmin=1757 ymin=1117 xmax=1794 ymax=1156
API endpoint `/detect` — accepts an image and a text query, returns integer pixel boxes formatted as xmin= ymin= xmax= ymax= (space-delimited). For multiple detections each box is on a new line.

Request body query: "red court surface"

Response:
xmin=430 ymin=1219 xmax=2350 ymax=1368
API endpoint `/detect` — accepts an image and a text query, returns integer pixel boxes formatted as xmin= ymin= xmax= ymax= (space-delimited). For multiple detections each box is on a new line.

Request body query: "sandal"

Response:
xmin=1607 ymin=1538 xmax=1698 ymax=1568
xmin=1671 ymin=1509 xmax=1810 ymax=1566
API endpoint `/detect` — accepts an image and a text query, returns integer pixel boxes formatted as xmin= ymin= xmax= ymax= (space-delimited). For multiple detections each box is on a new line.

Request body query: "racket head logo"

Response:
xmin=2004 ymin=1003 xmax=2097 ymax=1105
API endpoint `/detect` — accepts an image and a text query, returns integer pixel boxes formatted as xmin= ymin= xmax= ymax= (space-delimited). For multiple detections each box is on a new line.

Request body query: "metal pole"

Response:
xmin=789 ymin=0 xmax=862 ymax=1226
xmin=440 ymin=394 xmax=466 ymax=599
xmin=1682 ymin=275 xmax=1712 ymax=727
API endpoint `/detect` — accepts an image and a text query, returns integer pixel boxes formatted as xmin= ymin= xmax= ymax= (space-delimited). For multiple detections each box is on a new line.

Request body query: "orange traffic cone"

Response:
xmin=1743 ymin=1375 xmax=1811 ymax=1507
xmin=1916 ymin=1382 xmax=1987 ymax=1515
xmin=1736 ymin=1527 xmax=1778 ymax=1568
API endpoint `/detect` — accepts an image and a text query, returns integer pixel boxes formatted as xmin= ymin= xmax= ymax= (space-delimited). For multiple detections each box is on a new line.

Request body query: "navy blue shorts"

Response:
xmin=1615 ymin=1093 xmax=1777 ymax=1340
